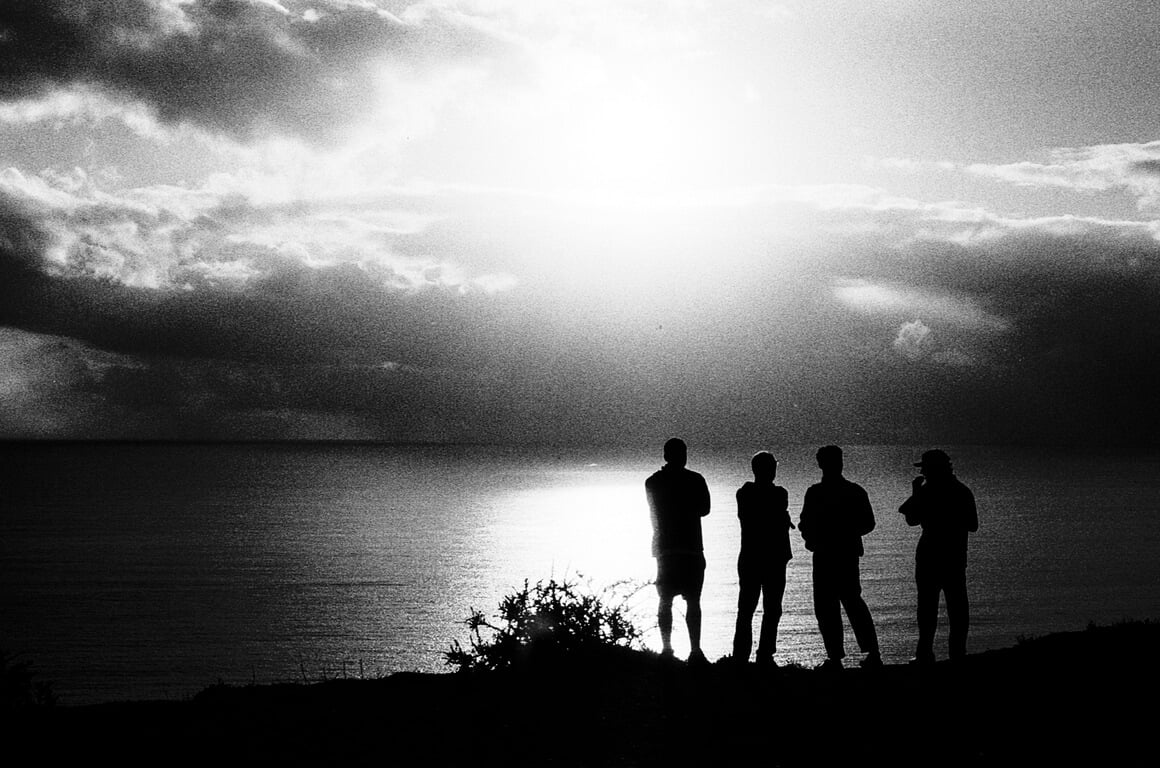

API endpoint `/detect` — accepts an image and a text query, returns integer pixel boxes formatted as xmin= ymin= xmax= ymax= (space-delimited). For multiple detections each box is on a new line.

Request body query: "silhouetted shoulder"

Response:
xmin=799 ymin=483 xmax=822 ymax=515
xmin=737 ymin=482 xmax=788 ymax=508
xmin=954 ymin=477 xmax=979 ymax=531
xmin=843 ymin=477 xmax=870 ymax=496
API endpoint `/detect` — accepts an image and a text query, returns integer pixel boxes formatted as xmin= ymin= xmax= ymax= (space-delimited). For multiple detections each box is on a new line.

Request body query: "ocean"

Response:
xmin=2 ymin=441 xmax=1158 ymax=705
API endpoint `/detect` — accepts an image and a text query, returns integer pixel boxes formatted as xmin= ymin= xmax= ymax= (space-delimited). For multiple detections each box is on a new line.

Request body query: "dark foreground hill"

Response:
xmin=9 ymin=622 xmax=1158 ymax=766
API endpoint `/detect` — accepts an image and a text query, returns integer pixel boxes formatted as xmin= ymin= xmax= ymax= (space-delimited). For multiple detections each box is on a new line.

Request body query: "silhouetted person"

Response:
xmin=646 ymin=437 xmax=711 ymax=664
xmin=732 ymin=451 xmax=794 ymax=666
xmin=900 ymin=449 xmax=979 ymax=664
xmin=798 ymin=445 xmax=882 ymax=670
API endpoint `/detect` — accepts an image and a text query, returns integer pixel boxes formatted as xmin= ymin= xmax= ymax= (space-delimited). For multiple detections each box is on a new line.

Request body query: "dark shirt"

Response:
xmin=645 ymin=464 xmax=711 ymax=557
xmin=900 ymin=475 xmax=978 ymax=568
xmin=736 ymin=481 xmax=793 ymax=564
xmin=798 ymin=476 xmax=875 ymax=558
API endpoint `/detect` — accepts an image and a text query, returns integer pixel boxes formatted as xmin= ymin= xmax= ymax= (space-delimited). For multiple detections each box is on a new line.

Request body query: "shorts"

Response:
xmin=655 ymin=552 xmax=706 ymax=599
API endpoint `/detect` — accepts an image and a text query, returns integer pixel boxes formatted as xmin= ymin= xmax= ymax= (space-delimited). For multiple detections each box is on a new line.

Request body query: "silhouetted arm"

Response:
xmin=963 ymin=486 xmax=979 ymax=533
xmin=900 ymin=478 xmax=925 ymax=527
xmin=645 ymin=481 xmax=661 ymax=556
xmin=695 ymin=474 xmax=711 ymax=518
xmin=776 ymin=486 xmax=795 ymax=529
xmin=774 ymin=485 xmax=789 ymax=513
xmin=798 ymin=486 xmax=816 ymax=550
xmin=856 ymin=485 xmax=876 ymax=536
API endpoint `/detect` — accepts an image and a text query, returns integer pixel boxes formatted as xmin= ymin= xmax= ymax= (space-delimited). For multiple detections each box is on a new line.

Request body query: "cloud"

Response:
xmin=7 ymin=5 xmax=1160 ymax=444
xmin=889 ymin=319 xmax=976 ymax=367
xmin=892 ymin=319 xmax=931 ymax=359
xmin=0 ymin=0 xmax=502 ymax=143
xmin=0 ymin=324 xmax=504 ymax=440
xmin=965 ymin=141 xmax=1160 ymax=211
xmin=742 ymin=185 xmax=1160 ymax=441
xmin=833 ymin=279 xmax=1009 ymax=332
xmin=4 ymin=152 xmax=1160 ymax=443
xmin=0 ymin=325 xmax=143 ymax=437
xmin=1130 ymin=159 xmax=1160 ymax=177
xmin=0 ymin=165 xmax=518 ymax=372
xmin=0 ymin=164 xmax=515 ymax=292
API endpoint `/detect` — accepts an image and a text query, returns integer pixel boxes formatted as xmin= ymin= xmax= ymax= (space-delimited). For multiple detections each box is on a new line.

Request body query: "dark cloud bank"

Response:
xmin=3 ymin=185 xmax=1160 ymax=445
xmin=0 ymin=0 xmax=493 ymax=142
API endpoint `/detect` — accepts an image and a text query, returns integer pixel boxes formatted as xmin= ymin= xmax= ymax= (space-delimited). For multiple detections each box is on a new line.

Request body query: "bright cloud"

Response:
xmin=892 ymin=319 xmax=931 ymax=359
xmin=833 ymin=280 xmax=1009 ymax=332
xmin=966 ymin=141 xmax=1160 ymax=212
xmin=0 ymin=164 xmax=513 ymax=294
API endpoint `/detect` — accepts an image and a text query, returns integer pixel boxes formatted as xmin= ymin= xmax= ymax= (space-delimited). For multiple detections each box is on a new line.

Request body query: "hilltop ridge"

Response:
xmin=12 ymin=621 xmax=1157 ymax=766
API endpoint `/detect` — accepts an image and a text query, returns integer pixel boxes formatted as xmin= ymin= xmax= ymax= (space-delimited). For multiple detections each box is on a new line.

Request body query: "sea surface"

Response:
xmin=2 ymin=441 xmax=1158 ymax=705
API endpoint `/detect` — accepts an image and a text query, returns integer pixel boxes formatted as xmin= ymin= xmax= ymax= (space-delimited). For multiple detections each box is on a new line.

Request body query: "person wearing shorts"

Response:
xmin=646 ymin=437 xmax=711 ymax=663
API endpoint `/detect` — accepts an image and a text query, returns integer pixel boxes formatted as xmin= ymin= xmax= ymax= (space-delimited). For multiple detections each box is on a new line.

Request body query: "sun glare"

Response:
xmin=495 ymin=482 xmax=654 ymax=589
xmin=496 ymin=44 xmax=758 ymax=197
xmin=548 ymin=91 xmax=712 ymax=191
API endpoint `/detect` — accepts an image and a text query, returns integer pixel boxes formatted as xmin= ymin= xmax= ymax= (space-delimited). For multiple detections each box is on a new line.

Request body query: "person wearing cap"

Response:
xmin=900 ymin=449 xmax=979 ymax=663
xmin=798 ymin=445 xmax=882 ymax=670
xmin=646 ymin=437 xmax=712 ymax=664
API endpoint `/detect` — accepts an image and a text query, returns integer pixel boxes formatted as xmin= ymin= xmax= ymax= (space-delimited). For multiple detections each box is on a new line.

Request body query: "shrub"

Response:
xmin=444 ymin=577 xmax=645 ymax=672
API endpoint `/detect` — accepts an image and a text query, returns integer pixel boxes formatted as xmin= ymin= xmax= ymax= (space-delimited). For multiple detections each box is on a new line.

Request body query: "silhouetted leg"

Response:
xmin=733 ymin=569 xmax=760 ymax=661
xmin=686 ymin=596 xmax=702 ymax=653
xmin=757 ymin=567 xmax=786 ymax=659
xmin=657 ymin=591 xmax=675 ymax=654
xmin=656 ymin=555 xmax=678 ymax=654
xmin=685 ymin=555 xmax=707 ymax=657
xmin=915 ymin=560 xmax=940 ymax=659
xmin=945 ymin=567 xmax=969 ymax=659
xmin=813 ymin=557 xmax=844 ymax=660
xmin=838 ymin=557 xmax=879 ymax=655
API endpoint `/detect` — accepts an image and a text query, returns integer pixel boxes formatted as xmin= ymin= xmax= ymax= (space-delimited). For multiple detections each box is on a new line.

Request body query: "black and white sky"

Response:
xmin=2 ymin=0 xmax=1159 ymax=444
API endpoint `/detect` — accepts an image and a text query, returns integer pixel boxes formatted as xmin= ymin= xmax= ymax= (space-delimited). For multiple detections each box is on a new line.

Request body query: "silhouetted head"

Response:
xmin=751 ymin=451 xmax=777 ymax=482
xmin=914 ymin=449 xmax=953 ymax=478
xmin=816 ymin=445 xmax=843 ymax=475
xmin=663 ymin=437 xmax=688 ymax=468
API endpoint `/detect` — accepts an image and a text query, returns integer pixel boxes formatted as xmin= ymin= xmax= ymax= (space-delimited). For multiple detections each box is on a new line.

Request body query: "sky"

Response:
xmin=2 ymin=0 xmax=1159 ymax=445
